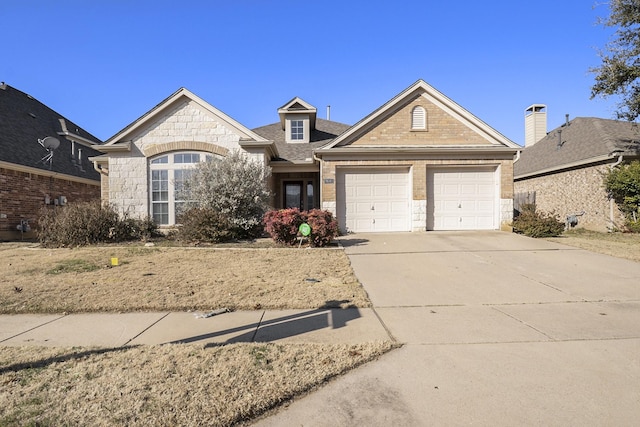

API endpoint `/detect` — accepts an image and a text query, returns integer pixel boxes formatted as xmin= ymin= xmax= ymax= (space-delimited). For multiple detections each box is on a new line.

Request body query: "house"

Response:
xmin=93 ymin=80 xmax=520 ymax=233
xmin=514 ymin=105 xmax=640 ymax=232
xmin=0 ymin=83 xmax=103 ymax=240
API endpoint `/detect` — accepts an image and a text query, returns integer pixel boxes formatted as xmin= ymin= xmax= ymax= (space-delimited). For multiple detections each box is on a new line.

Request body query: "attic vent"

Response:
xmin=0 ymin=82 xmax=6 ymax=90
xmin=411 ymin=106 xmax=426 ymax=130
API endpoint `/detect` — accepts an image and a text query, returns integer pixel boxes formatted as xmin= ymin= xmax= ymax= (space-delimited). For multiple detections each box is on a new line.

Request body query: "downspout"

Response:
xmin=608 ymin=154 xmax=624 ymax=231
xmin=513 ymin=149 xmax=521 ymax=163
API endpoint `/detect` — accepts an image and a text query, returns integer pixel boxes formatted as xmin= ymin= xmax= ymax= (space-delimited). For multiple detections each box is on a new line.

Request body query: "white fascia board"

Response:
xmin=105 ymin=88 xmax=268 ymax=145
xmin=514 ymin=154 xmax=616 ymax=180
xmin=95 ymin=141 xmax=131 ymax=153
xmin=324 ymin=79 xmax=519 ymax=150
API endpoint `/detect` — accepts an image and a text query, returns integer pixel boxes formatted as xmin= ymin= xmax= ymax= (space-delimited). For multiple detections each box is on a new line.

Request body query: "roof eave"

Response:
xmin=514 ymin=154 xmax=619 ymax=180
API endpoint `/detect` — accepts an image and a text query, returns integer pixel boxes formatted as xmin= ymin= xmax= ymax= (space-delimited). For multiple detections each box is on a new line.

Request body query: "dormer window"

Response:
xmin=278 ymin=97 xmax=317 ymax=144
xmin=291 ymin=120 xmax=304 ymax=140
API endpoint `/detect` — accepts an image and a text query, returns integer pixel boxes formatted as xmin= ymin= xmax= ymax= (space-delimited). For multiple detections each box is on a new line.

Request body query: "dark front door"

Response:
xmin=284 ymin=181 xmax=303 ymax=210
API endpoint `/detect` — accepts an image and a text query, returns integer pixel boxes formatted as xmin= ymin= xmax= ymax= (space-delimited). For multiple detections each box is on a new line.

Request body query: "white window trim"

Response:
xmin=149 ymin=151 xmax=213 ymax=225
xmin=411 ymin=106 xmax=427 ymax=130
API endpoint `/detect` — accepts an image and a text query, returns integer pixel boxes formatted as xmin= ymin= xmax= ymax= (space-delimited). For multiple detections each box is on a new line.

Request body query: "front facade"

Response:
xmin=514 ymin=109 xmax=640 ymax=232
xmin=316 ymin=81 xmax=519 ymax=233
xmin=95 ymin=80 xmax=519 ymax=233
xmin=0 ymin=83 xmax=103 ymax=240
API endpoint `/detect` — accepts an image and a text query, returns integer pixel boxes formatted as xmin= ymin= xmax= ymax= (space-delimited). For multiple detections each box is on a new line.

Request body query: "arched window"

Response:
xmin=411 ymin=106 xmax=426 ymax=130
xmin=149 ymin=151 xmax=215 ymax=225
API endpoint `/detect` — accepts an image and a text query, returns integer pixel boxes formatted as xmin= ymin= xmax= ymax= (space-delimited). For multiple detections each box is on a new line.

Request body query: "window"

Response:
xmin=291 ymin=120 xmax=304 ymax=140
xmin=411 ymin=106 xmax=426 ymax=130
xmin=149 ymin=152 xmax=208 ymax=225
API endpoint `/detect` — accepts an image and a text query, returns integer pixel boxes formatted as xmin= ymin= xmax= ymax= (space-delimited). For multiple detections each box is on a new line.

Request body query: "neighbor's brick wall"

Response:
xmin=106 ymin=99 xmax=245 ymax=219
xmin=0 ymin=167 xmax=100 ymax=240
xmin=514 ymin=163 xmax=625 ymax=232
xmin=321 ymin=158 xmax=514 ymax=231
xmin=350 ymin=94 xmax=489 ymax=146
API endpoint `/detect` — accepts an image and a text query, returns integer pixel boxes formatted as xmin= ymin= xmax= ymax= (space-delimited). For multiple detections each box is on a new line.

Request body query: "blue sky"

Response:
xmin=2 ymin=0 xmax=618 ymax=145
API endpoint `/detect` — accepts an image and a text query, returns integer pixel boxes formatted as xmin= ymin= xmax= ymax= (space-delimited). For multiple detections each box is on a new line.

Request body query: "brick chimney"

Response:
xmin=524 ymin=104 xmax=547 ymax=147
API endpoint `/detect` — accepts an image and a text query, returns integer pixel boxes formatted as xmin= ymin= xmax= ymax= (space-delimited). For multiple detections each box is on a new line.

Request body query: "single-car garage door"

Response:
xmin=427 ymin=168 xmax=497 ymax=230
xmin=337 ymin=168 xmax=410 ymax=233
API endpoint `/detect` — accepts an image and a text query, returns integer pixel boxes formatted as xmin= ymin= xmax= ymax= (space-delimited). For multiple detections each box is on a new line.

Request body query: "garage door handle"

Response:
xmin=371 ymin=206 xmax=375 ymax=211
xmin=458 ymin=203 xmax=462 ymax=208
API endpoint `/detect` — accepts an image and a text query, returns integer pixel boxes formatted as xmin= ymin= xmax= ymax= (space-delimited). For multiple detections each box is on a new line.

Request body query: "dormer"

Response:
xmin=277 ymin=97 xmax=317 ymax=143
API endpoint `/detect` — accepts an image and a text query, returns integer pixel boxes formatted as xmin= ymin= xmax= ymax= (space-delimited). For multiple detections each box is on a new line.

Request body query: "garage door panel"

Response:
xmin=338 ymin=169 xmax=410 ymax=233
xmin=428 ymin=168 xmax=497 ymax=231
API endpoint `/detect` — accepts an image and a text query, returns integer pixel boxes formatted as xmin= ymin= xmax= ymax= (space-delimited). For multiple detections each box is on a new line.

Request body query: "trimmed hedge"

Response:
xmin=263 ymin=208 xmax=339 ymax=247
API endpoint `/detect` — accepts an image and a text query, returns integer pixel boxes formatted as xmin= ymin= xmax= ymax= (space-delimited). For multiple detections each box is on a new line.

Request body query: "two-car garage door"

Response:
xmin=337 ymin=167 xmax=497 ymax=233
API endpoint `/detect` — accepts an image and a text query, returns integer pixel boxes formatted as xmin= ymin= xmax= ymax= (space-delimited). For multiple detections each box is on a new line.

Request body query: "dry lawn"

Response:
xmin=0 ymin=342 xmax=396 ymax=426
xmin=0 ymin=242 xmax=390 ymax=426
xmin=0 ymin=243 xmax=370 ymax=313
xmin=547 ymin=229 xmax=640 ymax=263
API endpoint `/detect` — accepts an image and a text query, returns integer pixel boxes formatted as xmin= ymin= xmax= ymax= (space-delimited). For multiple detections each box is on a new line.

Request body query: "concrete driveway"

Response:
xmin=254 ymin=231 xmax=640 ymax=426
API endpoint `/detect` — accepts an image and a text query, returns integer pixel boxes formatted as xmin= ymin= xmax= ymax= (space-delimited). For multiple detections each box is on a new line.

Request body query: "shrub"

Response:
xmin=306 ymin=209 xmax=339 ymax=247
xmin=174 ymin=207 xmax=233 ymax=243
xmin=512 ymin=203 xmax=565 ymax=238
xmin=37 ymin=201 xmax=158 ymax=247
xmin=604 ymin=160 xmax=640 ymax=232
xmin=263 ymin=208 xmax=338 ymax=247
xmin=182 ymin=150 xmax=272 ymax=239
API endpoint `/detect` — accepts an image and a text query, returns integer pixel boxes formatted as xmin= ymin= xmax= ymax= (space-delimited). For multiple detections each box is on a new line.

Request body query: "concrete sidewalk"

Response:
xmin=0 ymin=308 xmax=391 ymax=347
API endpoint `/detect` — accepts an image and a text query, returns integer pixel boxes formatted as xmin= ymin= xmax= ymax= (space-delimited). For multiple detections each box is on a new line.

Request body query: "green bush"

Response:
xmin=263 ymin=208 xmax=339 ymax=247
xmin=174 ymin=207 xmax=233 ymax=243
xmin=604 ymin=160 xmax=640 ymax=232
xmin=512 ymin=204 xmax=565 ymax=238
xmin=37 ymin=201 xmax=158 ymax=247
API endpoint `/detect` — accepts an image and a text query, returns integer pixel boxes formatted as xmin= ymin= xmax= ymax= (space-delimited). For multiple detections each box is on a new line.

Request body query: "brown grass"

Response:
xmin=0 ymin=342 xmax=396 ymax=426
xmin=547 ymin=229 xmax=640 ymax=263
xmin=0 ymin=244 xmax=370 ymax=313
xmin=0 ymin=241 xmax=390 ymax=425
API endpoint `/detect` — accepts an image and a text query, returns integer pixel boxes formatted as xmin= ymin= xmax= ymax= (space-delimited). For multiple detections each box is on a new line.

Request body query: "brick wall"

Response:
xmin=351 ymin=94 xmax=489 ymax=146
xmin=0 ymin=167 xmax=100 ymax=240
xmin=514 ymin=163 xmax=625 ymax=232
xmin=321 ymin=158 xmax=514 ymax=231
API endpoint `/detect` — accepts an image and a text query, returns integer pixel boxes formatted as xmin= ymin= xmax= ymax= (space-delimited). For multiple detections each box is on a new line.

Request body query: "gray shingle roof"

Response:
xmin=0 ymin=84 xmax=103 ymax=180
xmin=514 ymin=117 xmax=640 ymax=178
xmin=253 ymin=118 xmax=350 ymax=162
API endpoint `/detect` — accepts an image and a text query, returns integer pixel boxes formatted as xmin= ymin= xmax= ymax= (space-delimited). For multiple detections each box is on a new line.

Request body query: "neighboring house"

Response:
xmin=0 ymin=83 xmax=103 ymax=241
xmin=514 ymin=105 xmax=640 ymax=232
xmin=94 ymin=80 xmax=520 ymax=233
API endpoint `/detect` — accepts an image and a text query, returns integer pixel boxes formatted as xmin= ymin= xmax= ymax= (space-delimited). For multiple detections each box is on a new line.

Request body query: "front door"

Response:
xmin=284 ymin=181 xmax=303 ymax=210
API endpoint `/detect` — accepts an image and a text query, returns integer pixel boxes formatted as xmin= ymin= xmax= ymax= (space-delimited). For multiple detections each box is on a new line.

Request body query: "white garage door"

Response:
xmin=427 ymin=168 xmax=497 ymax=230
xmin=337 ymin=169 xmax=410 ymax=233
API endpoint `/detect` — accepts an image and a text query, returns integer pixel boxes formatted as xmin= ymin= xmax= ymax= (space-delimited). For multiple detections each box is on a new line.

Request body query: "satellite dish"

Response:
xmin=40 ymin=136 xmax=60 ymax=151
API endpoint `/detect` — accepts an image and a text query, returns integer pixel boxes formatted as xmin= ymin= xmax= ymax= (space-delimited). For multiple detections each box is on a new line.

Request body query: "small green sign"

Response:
xmin=299 ymin=223 xmax=311 ymax=236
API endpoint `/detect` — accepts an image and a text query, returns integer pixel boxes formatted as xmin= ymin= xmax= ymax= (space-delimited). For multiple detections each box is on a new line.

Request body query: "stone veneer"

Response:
xmin=514 ymin=162 xmax=625 ymax=232
xmin=106 ymin=100 xmax=244 ymax=218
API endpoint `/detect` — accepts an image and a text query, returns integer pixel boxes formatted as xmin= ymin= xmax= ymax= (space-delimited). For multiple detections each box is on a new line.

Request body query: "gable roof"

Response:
xmin=514 ymin=117 xmax=640 ymax=179
xmin=277 ymin=97 xmax=317 ymax=130
xmin=0 ymin=83 xmax=102 ymax=181
xmin=320 ymin=79 xmax=520 ymax=150
xmin=104 ymin=87 xmax=269 ymax=148
xmin=253 ymin=118 xmax=350 ymax=163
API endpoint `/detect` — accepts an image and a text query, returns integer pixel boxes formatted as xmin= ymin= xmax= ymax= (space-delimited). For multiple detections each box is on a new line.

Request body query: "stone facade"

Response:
xmin=0 ymin=167 xmax=100 ymax=240
xmin=514 ymin=162 xmax=625 ymax=232
xmin=105 ymin=99 xmax=245 ymax=218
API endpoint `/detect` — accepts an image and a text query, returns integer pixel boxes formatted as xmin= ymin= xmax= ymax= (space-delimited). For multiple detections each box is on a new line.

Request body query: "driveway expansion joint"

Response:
xmin=0 ymin=314 xmax=67 ymax=343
